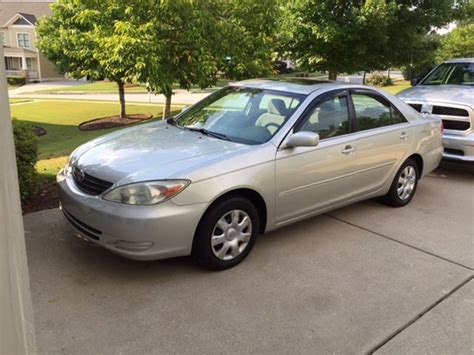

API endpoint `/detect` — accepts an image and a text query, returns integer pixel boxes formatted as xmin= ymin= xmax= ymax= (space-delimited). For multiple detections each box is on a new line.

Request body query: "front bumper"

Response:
xmin=58 ymin=175 xmax=207 ymax=260
xmin=443 ymin=131 xmax=474 ymax=162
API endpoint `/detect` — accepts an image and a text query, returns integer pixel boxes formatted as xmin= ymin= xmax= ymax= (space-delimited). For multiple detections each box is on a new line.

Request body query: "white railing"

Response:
xmin=6 ymin=70 xmax=23 ymax=77
xmin=28 ymin=70 xmax=38 ymax=79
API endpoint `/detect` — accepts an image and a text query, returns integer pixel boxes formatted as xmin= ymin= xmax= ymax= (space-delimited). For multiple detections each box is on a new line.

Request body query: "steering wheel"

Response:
xmin=264 ymin=122 xmax=280 ymax=131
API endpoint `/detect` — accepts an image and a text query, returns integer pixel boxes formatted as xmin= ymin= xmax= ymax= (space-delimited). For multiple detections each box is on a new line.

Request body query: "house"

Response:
xmin=0 ymin=0 xmax=63 ymax=82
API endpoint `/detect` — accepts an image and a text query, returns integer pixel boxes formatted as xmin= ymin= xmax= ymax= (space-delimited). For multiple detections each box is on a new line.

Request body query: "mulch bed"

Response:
xmin=22 ymin=181 xmax=59 ymax=215
xmin=32 ymin=125 xmax=47 ymax=136
xmin=79 ymin=114 xmax=152 ymax=130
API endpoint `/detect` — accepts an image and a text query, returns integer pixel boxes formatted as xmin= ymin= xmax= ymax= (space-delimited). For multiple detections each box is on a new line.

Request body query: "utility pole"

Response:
xmin=0 ymin=44 xmax=36 ymax=354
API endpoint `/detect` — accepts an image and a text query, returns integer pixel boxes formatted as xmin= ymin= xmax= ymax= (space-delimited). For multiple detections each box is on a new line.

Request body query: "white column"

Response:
xmin=0 ymin=44 xmax=36 ymax=354
xmin=21 ymin=55 xmax=28 ymax=70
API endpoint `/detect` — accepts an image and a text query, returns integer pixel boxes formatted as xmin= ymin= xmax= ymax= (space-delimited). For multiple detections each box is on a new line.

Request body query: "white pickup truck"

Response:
xmin=398 ymin=58 xmax=474 ymax=162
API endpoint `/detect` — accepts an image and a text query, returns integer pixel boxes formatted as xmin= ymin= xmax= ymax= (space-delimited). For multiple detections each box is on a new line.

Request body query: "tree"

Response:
xmin=37 ymin=0 xmax=151 ymax=119
xmin=285 ymin=0 xmax=395 ymax=80
xmin=218 ymin=0 xmax=281 ymax=80
xmin=401 ymin=33 xmax=441 ymax=80
xmin=437 ymin=24 xmax=474 ymax=61
xmin=38 ymin=0 xmax=281 ymax=120
xmin=285 ymin=0 xmax=470 ymax=80
xmin=139 ymin=0 xmax=221 ymax=119
xmin=143 ymin=0 xmax=281 ymax=118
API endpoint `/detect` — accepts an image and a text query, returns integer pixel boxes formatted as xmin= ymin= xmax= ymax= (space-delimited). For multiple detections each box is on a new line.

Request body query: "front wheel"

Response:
xmin=382 ymin=158 xmax=419 ymax=207
xmin=193 ymin=196 xmax=259 ymax=270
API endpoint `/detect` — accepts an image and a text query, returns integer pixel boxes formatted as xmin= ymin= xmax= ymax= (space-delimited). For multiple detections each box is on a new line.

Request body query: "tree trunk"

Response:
xmin=362 ymin=71 xmax=366 ymax=85
xmin=162 ymin=93 xmax=172 ymax=120
xmin=328 ymin=70 xmax=337 ymax=81
xmin=387 ymin=68 xmax=391 ymax=79
xmin=117 ymin=81 xmax=126 ymax=119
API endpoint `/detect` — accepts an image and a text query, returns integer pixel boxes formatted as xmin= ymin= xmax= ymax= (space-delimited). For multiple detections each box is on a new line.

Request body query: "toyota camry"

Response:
xmin=58 ymin=79 xmax=443 ymax=269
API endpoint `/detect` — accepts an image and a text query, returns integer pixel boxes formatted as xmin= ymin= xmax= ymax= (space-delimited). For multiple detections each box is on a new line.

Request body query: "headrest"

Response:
xmin=463 ymin=71 xmax=472 ymax=83
xmin=319 ymin=102 xmax=336 ymax=114
xmin=268 ymin=99 xmax=287 ymax=115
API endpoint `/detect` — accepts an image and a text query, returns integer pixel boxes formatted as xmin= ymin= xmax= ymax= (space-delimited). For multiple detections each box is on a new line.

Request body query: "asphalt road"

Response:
xmin=23 ymin=161 xmax=473 ymax=354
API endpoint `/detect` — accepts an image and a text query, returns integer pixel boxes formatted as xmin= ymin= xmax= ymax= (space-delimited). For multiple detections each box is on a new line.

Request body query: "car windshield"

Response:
xmin=421 ymin=62 xmax=474 ymax=86
xmin=174 ymin=86 xmax=305 ymax=145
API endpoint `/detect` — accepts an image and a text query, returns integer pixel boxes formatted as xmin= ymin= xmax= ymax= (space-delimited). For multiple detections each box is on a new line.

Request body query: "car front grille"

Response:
xmin=444 ymin=148 xmax=464 ymax=156
xmin=408 ymin=103 xmax=471 ymax=131
xmin=432 ymin=106 xmax=469 ymax=117
xmin=72 ymin=166 xmax=113 ymax=195
xmin=63 ymin=208 xmax=102 ymax=240
xmin=442 ymin=120 xmax=471 ymax=131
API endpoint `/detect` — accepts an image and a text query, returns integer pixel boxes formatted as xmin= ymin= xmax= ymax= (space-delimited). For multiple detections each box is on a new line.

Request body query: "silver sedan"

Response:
xmin=57 ymin=79 xmax=443 ymax=269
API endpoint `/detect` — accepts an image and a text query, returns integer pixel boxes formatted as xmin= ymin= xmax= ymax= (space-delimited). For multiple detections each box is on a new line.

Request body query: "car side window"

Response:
xmin=352 ymin=93 xmax=407 ymax=130
xmin=297 ymin=96 xmax=350 ymax=139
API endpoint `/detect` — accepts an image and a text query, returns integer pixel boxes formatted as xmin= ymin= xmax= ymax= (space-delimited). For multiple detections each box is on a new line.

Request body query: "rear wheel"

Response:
xmin=382 ymin=158 xmax=419 ymax=207
xmin=193 ymin=196 xmax=259 ymax=270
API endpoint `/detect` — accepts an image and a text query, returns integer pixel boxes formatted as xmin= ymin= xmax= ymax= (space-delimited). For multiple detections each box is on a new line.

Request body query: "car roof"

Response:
xmin=231 ymin=78 xmax=358 ymax=95
xmin=444 ymin=58 xmax=474 ymax=64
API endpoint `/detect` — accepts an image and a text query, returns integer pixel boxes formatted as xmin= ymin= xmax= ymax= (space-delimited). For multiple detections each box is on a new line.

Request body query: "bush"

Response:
xmin=367 ymin=73 xmax=393 ymax=87
xmin=7 ymin=76 xmax=27 ymax=86
xmin=12 ymin=119 xmax=39 ymax=200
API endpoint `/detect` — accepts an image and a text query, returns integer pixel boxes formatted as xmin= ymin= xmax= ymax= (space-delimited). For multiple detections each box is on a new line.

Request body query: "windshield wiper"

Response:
xmin=185 ymin=127 xmax=231 ymax=141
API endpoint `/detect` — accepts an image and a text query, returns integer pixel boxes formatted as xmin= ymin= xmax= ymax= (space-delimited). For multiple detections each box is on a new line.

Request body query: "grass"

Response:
xmin=10 ymin=100 xmax=182 ymax=179
xmin=378 ymin=80 xmax=411 ymax=95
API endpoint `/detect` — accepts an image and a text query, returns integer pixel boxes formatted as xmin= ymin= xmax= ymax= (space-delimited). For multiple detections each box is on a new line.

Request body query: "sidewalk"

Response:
xmin=10 ymin=89 xmax=211 ymax=105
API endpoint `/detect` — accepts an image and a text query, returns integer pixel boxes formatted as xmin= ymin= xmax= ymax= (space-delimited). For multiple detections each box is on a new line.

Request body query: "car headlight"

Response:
xmin=102 ymin=180 xmax=190 ymax=205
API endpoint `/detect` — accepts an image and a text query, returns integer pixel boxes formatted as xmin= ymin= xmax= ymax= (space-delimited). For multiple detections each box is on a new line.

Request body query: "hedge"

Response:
xmin=12 ymin=119 xmax=39 ymax=200
xmin=7 ymin=76 xmax=27 ymax=86
xmin=367 ymin=73 xmax=393 ymax=87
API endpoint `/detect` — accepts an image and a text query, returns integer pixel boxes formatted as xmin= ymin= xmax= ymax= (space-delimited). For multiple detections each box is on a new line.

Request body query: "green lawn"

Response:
xmin=377 ymin=80 xmax=411 ymax=95
xmin=11 ymin=100 xmax=182 ymax=178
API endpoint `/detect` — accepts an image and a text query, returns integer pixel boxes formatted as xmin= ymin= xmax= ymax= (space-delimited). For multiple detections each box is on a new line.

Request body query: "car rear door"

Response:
xmin=274 ymin=89 xmax=359 ymax=224
xmin=348 ymin=89 xmax=412 ymax=195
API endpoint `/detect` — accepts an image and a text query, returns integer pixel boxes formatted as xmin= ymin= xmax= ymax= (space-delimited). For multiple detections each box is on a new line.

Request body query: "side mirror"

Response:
xmin=410 ymin=78 xmax=420 ymax=86
xmin=286 ymin=131 xmax=320 ymax=148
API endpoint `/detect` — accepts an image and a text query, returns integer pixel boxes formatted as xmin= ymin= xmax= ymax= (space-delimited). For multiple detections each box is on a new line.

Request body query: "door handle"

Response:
xmin=341 ymin=145 xmax=356 ymax=155
xmin=400 ymin=132 xmax=409 ymax=140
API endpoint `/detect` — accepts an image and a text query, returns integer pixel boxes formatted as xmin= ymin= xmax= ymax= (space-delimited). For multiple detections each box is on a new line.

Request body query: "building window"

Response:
xmin=17 ymin=33 xmax=30 ymax=48
xmin=0 ymin=32 xmax=6 ymax=46
xmin=26 ymin=58 xmax=33 ymax=70
xmin=5 ymin=57 xmax=21 ymax=71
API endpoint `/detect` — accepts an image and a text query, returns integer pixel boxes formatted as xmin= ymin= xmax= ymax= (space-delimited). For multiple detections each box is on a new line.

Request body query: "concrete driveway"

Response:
xmin=23 ymin=162 xmax=473 ymax=354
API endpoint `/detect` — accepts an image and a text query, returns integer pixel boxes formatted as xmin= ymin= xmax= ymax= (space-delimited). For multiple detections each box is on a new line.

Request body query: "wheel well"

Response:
xmin=206 ymin=188 xmax=267 ymax=234
xmin=408 ymin=154 xmax=423 ymax=176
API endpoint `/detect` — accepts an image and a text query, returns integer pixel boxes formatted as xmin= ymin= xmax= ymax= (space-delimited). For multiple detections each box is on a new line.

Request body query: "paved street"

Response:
xmin=23 ymin=162 xmax=473 ymax=354
xmin=10 ymin=89 xmax=210 ymax=105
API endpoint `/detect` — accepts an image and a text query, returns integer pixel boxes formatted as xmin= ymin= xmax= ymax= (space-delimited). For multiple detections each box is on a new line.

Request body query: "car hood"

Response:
xmin=73 ymin=121 xmax=250 ymax=184
xmin=397 ymin=85 xmax=474 ymax=107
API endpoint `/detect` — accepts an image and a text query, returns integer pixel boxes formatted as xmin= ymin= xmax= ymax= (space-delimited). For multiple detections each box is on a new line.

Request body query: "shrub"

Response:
xmin=7 ymin=76 xmax=27 ymax=86
xmin=367 ymin=73 xmax=393 ymax=87
xmin=12 ymin=119 xmax=39 ymax=200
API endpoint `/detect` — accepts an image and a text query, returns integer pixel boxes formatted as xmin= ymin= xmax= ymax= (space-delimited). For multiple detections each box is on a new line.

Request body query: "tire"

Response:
xmin=382 ymin=158 xmax=419 ymax=207
xmin=193 ymin=196 xmax=259 ymax=270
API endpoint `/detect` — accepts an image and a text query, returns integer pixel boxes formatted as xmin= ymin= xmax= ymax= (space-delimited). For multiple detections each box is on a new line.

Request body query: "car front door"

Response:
xmin=348 ymin=89 xmax=412 ymax=195
xmin=274 ymin=90 xmax=359 ymax=225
